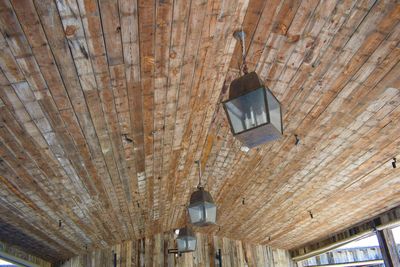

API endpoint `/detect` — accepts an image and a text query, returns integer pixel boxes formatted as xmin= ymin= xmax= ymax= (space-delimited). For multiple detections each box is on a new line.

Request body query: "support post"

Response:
xmin=376 ymin=228 xmax=400 ymax=267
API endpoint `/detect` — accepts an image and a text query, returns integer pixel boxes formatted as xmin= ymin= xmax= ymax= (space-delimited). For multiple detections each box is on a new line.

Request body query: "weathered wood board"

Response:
xmin=0 ymin=0 xmax=399 ymax=262
xmin=57 ymin=233 xmax=294 ymax=267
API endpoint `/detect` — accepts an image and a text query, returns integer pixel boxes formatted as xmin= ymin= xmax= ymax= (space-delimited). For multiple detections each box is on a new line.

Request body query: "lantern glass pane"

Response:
xmin=205 ymin=202 xmax=217 ymax=223
xmin=177 ymin=238 xmax=187 ymax=251
xmin=266 ymin=89 xmax=282 ymax=133
xmin=225 ymin=88 xmax=267 ymax=134
xmin=187 ymin=239 xmax=197 ymax=251
xmin=188 ymin=204 xmax=204 ymax=223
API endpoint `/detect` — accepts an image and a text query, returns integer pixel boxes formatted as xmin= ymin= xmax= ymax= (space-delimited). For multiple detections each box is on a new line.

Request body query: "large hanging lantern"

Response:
xmin=223 ymin=31 xmax=283 ymax=148
xmin=188 ymin=161 xmax=217 ymax=226
xmin=176 ymin=226 xmax=197 ymax=253
xmin=223 ymin=72 xmax=283 ymax=148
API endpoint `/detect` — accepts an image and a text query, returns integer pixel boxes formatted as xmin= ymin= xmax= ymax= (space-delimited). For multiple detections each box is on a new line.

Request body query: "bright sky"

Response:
xmin=340 ymin=234 xmax=379 ymax=249
xmin=0 ymin=259 xmax=16 ymax=266
xmin=392 ymin=225 xmax=400 ymax=243
xmin=339 ymin=225 xmax=400 ymax=249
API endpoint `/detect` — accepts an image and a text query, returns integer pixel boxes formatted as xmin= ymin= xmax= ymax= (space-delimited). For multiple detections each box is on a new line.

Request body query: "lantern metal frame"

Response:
xmin=175 ymin=226 xmax=197 ymax=253
xmin=222 ymin=72 xmax=283 ymax=148
xmin=222 ymin=84 xmax=283 ymax=137
xmin=188 ymin=186 xmax=216 ymax=227
xmin=187 ymin=160 xmax=217 ymax=227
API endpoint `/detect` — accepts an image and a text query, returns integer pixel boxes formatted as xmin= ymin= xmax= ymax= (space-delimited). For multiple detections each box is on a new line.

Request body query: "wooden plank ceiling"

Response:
xmin=0 ymin=0 xmax=399 ymax=262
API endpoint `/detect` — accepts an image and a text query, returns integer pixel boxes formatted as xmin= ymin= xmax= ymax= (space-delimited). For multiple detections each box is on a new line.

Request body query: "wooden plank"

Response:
xmin=118 ymin=0 xmax=147 ymax=237
xmin=159 ymin=0 xmax=191 ymax=230
xmin=57 ymin=233 xmax=294 ymax=266
xmin=137 ymin=0 xmax=155 ymax=233
xmin=151 ymin=0 xmax=173 ymax=228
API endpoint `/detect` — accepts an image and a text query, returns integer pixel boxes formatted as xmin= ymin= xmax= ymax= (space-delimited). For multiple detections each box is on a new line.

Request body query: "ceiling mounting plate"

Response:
xmin=233 ymin=30 xmax=245 ymax=41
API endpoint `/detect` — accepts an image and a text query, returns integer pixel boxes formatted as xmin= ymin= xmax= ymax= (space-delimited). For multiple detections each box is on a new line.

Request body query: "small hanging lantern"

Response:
xmin=188 ymin=161 xmax=217 ymax=226
xmin=176 ymin=226 xmax=197 ymax=253
xmin=223 ymin=31 xmax=283 ymax=148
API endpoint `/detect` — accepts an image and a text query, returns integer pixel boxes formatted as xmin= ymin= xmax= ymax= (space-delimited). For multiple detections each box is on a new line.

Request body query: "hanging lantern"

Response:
xmin=187 ymin=161 xmax=217 ymax=226
xmin=223 ymin=72 xmax=283 ymax=148
xmin=176 ymin=226 xmax=197 ymax=253
xmin=223 ymin=31 xmax=283 ymax=148
xmin=188 ymin=186 xmax=217 ymax=226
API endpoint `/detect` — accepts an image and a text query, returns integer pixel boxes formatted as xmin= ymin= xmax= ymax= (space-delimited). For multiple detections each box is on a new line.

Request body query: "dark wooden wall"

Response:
xmin=57 ymin=233 xmax=294 ymax=267
xmin=0 ymin=241 xmax=52 ymax=267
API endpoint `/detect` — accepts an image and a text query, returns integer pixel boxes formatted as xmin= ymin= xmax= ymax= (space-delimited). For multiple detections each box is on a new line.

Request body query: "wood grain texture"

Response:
xmin=57 ymin=233 xmax=294 ymax=267
xmin=0 ymin=0 xmax=399 ymax=262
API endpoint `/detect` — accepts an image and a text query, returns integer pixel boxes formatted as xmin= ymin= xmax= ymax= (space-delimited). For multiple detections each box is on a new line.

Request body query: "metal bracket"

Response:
xmin=168 ymin=249 xmax=183 ymax=257
xmin=215 ymin=249 xmax=222 ymax=267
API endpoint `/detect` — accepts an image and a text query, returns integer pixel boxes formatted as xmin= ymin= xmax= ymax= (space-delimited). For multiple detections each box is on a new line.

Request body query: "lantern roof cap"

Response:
xmin=189 ymin=187 xmax=214 ymax=205
xmin=178 ymin=226 xmax=195 ymax=238
xmin=229 ymin=71 xmax=264 ymax=99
